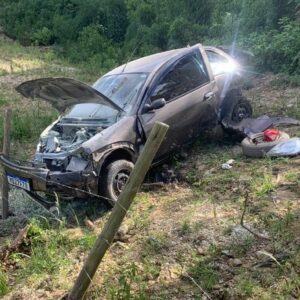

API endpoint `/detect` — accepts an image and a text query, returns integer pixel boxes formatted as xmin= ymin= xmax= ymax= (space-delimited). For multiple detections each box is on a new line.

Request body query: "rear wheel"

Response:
xmin=220 ymin=90 xmax=253 ymax=122
xmin=100 ymin=159 xmax=134 ymax=206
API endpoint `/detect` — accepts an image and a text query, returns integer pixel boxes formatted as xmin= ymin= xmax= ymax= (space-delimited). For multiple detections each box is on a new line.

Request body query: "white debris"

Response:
xmin=222 ymin=159 xmax=235 ymax=170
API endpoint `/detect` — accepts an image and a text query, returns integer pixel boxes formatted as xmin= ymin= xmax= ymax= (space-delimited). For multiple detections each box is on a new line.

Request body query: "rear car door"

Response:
xmin=205 ymin=48 xmax=238 ymax=102
xmin=139 ymin=48 xmax=218 ymax=158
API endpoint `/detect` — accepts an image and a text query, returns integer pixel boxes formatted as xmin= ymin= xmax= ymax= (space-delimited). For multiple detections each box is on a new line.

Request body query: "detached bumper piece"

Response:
xmin=0 ymin=154 xmax=95 ymax=197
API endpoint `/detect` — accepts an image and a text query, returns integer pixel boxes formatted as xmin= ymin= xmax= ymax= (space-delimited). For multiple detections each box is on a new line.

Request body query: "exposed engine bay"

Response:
xmin=34 ymin=121 xmax=106 ymax=171
xmin=38 ymin=124 xmax=102 ymax=154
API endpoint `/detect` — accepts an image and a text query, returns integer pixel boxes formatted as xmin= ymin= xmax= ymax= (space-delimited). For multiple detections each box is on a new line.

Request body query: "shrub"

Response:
xmin=32 ymin=27 xmax=54 ymax=46
xmin=242 ymin=18 xmax=300 ymax=74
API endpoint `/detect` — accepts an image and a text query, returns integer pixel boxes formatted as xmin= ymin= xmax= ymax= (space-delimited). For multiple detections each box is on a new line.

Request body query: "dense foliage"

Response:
xmin=0 ymin=0 xmax=299 ymax=74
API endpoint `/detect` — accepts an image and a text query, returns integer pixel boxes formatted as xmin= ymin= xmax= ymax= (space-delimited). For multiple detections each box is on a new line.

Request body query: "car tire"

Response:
xmin=241 ymin=131 xmax=290 ymax=158
xmin=100 ymin=159 xmax=134 ymax=206
xmin=220 ymin=90 xmax=253 ymax=122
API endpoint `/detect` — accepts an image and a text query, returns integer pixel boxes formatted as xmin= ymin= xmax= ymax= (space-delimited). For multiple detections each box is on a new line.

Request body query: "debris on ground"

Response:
xmin=222 ymin=159 xmax=235 ymax=170
xmin=241 ymin=130 xmax=290 ymax=157
xmin=234 ymin=114 xmax=300 ymax=158
xmin=267 ymin=137 xmax=300 ymax=157
xmin=223 ymin=115 xmax=300 ymax=138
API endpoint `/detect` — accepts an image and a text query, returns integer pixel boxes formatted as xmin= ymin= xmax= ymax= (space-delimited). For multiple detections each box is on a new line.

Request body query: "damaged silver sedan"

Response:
xmin=0 ymin=44 xmax=252 ymax=206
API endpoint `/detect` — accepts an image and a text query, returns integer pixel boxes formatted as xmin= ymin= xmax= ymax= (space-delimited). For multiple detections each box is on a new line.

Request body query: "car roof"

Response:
xmin=105 ymin=47 xmax=190 ymax=75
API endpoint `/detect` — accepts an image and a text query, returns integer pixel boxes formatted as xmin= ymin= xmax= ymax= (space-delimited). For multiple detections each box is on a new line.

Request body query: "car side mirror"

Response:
xmin=144 ymin=98 xmax=166 ymax=112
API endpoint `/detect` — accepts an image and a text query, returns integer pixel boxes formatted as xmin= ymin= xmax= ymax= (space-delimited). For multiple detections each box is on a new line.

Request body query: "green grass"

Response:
xmin=102 ymin=263 xmax=147 ymax=300
xmin=252 ymin=174 xmax=276 ymax=198
xmin=74 ymin=232 xmax=98 ymax=251
xmin=179 ymin=219 xmax=192 ymax=235
xmin=0 ymin=108 xmax=58 ymax=144
xmin=189 ymin=259 xmax=219 ymax=291
xmin=0 ymin=97 xmax=9 ymax=106
xmin=142 ymin=232 xmax=170 ymax=258
xmin=229 ymin=236 xmax=254 ymax=257
xmin=0 ymin=268 xmax=9 ymax=297
xmin=235 ymin=275 xmax=257 ymax=298
xmin=13 ymin=219 xmax=72 ymax=280
xmin=270 ymin=74 xmax=300 ymax=88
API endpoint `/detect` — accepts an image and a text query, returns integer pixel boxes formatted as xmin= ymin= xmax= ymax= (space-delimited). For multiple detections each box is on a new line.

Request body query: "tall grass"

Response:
xmin=0 ymin=269 xmax=8 ymax=297
xmin=0 ymin=108 xmax=58 ymax=145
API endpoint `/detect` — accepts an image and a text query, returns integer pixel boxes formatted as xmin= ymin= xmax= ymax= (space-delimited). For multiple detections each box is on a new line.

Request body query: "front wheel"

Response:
xmin=100 ymin=159 xmax=134 ymax=206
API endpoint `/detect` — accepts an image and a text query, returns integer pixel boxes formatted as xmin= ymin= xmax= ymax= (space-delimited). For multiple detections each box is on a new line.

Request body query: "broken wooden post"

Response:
xmin=1 ymin=109 xmax=12 ymax=220
xmin=68 ymin=121 xmax=169 ymax=300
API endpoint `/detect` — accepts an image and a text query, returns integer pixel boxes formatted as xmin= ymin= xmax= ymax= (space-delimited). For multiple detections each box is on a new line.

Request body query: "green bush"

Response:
xmin=32 ymin=27 xmax=54 ymax=46
xmin=242 ymin=18 xmax=300 ymax=74
xmin=0 ymin=0 xmax=299 ymax=74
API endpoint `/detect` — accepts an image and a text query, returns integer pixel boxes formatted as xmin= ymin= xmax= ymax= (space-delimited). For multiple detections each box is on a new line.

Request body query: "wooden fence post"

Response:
xmin=68 ymin=121 xmax=169 ymax=300
xmin=1 ymin=109 xmax=12 ymax=220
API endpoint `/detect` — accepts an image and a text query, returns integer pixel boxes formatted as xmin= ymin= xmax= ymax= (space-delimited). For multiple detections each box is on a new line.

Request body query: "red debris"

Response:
xmin=263 ymin=128 xmax=280 ymax=142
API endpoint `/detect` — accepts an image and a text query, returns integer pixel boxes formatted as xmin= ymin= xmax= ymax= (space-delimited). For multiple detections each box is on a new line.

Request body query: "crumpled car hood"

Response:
xmin=16 ymin=77 xmax=122 ymax=113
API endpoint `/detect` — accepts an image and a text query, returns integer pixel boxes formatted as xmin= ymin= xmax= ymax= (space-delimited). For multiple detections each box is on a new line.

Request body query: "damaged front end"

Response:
xmin=0 ymin=77 xmax=124 ymax=206
xmin=0 ymin=153 xmax=97 ymax=207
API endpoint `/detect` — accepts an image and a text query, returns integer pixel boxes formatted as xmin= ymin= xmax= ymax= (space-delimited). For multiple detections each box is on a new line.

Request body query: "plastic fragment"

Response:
xmin=263 ymin=128 xmax=280 ymax=142
xmin=222 ymin=159 xmax=235 ymax=170
xmin=267 ymin=137 xmax=300 ymax=157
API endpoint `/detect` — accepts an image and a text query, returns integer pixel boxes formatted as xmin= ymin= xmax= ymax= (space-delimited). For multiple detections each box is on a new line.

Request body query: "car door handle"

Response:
xmin=203 ymin=92 xmax=215 ymax=101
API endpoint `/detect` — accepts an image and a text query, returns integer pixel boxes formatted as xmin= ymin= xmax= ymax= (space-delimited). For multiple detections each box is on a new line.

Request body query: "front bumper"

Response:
xmin=0 ymin=154 xmax=96 ymax=197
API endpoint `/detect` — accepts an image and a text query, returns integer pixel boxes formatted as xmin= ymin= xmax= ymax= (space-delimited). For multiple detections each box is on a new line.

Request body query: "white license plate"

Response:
xmin=6 ymin=174 xmax=31 ymax=191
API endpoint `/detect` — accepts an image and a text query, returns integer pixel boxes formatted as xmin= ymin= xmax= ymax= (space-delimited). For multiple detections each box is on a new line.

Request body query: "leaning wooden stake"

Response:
xmin=1 ymin=109 xmax=12 ymax=220
xmin=68 ymin=122 xmax=169 ymax=300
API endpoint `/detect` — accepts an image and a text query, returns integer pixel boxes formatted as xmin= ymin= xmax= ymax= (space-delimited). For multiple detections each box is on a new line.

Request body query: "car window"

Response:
xmin=93 ymin=73 xmax=148 ymax=113
xmin=205 ymin=50 xmax=231 ymax=76
xmin=150 ymin=51 xmax=209 ymax=102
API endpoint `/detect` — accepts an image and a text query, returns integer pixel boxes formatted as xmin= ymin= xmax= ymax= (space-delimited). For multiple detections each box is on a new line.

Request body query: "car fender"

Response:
xmin=90 ymin=142 xmax=137 ymax=180
xmin=81 ymin=116 xmax=139 ymax=154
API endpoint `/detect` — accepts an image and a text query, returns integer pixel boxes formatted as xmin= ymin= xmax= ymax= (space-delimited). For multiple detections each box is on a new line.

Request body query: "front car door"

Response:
xmin=139 ymin=47 xmax=219 ymax=158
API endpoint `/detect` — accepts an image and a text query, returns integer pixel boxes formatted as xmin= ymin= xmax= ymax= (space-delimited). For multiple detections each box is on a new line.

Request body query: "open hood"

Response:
xmin=16 ymin=77 xmax=122 ymax=113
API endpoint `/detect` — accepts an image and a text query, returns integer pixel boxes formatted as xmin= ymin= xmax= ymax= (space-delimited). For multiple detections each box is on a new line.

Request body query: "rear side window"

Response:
xmin=206 ymin=50 xmax=230 ymax=75
xmin=151 ymin=51 xmax=209 ymax=102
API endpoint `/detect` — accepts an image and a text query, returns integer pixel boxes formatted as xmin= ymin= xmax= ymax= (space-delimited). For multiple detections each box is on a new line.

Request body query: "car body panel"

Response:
xmin=204 ymin=46 xmax=242 ymax=103
xmin=138 ymin=45 xmax=219 ymax=156
xmin=17 ymin=77 xmax=122 ymax=113
xmin=140 ymin=82 xmax=218 ymax=157
xmin=82 ymin=116 xmax=139 ymax=159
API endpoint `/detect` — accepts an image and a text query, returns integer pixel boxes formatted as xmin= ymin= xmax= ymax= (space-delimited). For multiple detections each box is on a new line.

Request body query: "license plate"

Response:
xmin=6 ymin=174 xmax=31 ymax=191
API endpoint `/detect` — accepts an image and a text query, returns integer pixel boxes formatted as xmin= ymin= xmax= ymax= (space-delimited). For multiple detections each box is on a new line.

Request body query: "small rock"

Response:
xmin=112 ymin=241 xmax=128 ymax=249
xmin=117 ymin=224 xmax=129 ymax=237
xmin=196 ymin=247 xmax=207 ymax=256
xmin=221 ymin=250 xmax=234 ymax=258
xmin=231 ymin=225 xmax=254 ymax=242
xmin=231 ymin=258 xmax=242 ymax=267
xmin=114 ymin=225 xmax=130 ymax=242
